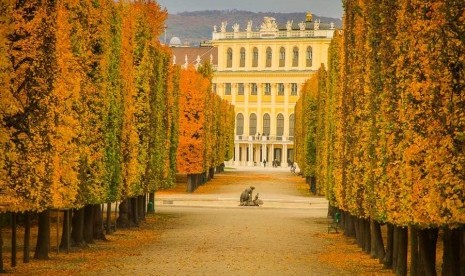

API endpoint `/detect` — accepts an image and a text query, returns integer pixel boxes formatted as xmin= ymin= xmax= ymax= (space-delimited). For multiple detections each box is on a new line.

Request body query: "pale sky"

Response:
xmin=156 ymin=0 xmax=343 ymax=19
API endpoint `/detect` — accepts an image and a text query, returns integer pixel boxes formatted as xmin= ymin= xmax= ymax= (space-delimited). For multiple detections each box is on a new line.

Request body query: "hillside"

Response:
xmin=164 ymin=10 xmax=342 ymax=46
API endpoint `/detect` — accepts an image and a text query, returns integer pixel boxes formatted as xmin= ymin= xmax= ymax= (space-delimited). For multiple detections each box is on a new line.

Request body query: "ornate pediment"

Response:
xmin=260 ymin=17 xmax=278 ymax=32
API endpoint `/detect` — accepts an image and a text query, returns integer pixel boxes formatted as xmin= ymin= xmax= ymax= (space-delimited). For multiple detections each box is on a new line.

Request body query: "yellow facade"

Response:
xmin=210 ymin=16 xmax=335 ymax=166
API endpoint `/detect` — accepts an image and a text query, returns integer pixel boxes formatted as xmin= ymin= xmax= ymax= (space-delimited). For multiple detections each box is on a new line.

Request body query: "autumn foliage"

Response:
xmin=0 ymin=0 xmax=185 ymax=262
xmin=295 ymin=0 xmax=465 ymax=274
xmin=177 ymin=62 xmax=235 ymax=191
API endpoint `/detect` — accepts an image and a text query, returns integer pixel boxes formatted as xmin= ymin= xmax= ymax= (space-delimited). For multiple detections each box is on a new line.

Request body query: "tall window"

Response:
xmin=236 ymin=113 xmax=244 ymax=135
xmin=249 ymin=113 xmax=257 ymax=136
xmin=238 ymin=83 xmax=244 ymax=95
xmin=292 ymin=47 xmax=299 ymax=67
xmin=212 ymin=83 xmax=217 ymax=93
xmin=263 ymin=113 xmax=270 ymax=136
xmin=251 ymin=83 xmax=258 ymax=95
xmin=252 ymin=47 xmax=258 ymax=67
xmin=277 ymin=83 xmax=284 ymax=96
xmin=289 ymin=114 xmax=295 ymax=137
xmin=306 ymin=46 xmax=313 ymax=67
xmin=277 ymin=114 xmax=284 ymax=136
xmin=240 ymin=47 xmax=246 ymax=67
xmin=266 ymin=47 xmax=272 ymax=67
xmin=227 ymin=48 xmax=233 ymax=68
xmin=279 ymin=47 xmax=285 ymax=67
xmin=264 ymin=83 xmax=271 ymax=95
xmin=225 ymin=83 xmax=232 ymax=95
xmin=291 ymin=83 xmax=298 ymax=96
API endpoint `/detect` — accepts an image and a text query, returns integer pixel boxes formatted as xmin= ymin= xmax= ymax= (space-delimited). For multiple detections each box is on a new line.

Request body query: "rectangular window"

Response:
xmin=212 ymin=83 xmax=217 ymax=93
xmin=238 ymin=83 xmax=244 ymax=95
xmin=291 ymin=83 xmax=298 ymax=96
xmin=278 ymin=83 xmax=284 ymax=96
xmin=225 ymin=83 xmax=232 ymax=95
xmin=251 ymin=83 xmax=258 ymax=95
xmin=264 ymin=83 xmax=271 ymax=95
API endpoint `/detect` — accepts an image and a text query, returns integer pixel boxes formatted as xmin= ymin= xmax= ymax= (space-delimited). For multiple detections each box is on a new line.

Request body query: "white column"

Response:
xmin=270 ymin=144 xmax=275 ymax=165
xmin=282 ymin=144 xmax=288 ymax=167
xmin=234 ymin=143 xmax=240 ymax=166
xmin=248 ymin=143 xmax=254 ymax=166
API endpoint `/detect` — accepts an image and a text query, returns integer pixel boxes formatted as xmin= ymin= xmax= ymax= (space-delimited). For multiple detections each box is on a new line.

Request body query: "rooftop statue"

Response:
xmin=299 ymin=21 xmax=306 ymax=31
xmin=232 ymin=23 xmax=240 ymax=32
xmin=246 ymin=20 xmax=253 ymax=32
xmin=286 ymin=20 xmax=293 ymax=31
xmin=220 ymin=21 xmax=227 ymax=33
xmin=260 ymin=17 xmax=278 ymax=32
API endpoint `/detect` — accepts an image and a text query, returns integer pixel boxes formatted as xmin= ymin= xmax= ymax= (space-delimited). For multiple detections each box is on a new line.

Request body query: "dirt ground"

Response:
xmin=5 ymin=166 xmax=392 ymax=275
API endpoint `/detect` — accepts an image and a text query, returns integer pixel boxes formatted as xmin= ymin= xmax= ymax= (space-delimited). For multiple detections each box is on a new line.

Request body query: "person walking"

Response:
xmin=263 ymin=159 xmax=267 ymax=167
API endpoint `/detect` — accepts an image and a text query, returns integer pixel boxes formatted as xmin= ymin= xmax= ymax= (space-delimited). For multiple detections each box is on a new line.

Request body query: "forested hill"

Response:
xmin=164 ymin=10 xmax=342 ymax=46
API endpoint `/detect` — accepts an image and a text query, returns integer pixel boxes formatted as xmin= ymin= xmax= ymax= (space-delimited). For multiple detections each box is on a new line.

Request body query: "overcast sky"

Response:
xmin=156 ymin=0 xmax=344 ymax=19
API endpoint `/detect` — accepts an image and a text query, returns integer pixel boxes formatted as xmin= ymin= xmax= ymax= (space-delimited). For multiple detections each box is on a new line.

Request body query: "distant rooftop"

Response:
xmin=211 ymin=15 xmax=335 ymax=40
xmin=170 ymin=46 xmax=218 ymax=69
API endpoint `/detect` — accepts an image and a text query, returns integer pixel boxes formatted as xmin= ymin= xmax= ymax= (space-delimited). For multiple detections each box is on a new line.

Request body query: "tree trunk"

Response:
xmin=127 ymin=198 xmax=133 ymax=228
xmin=354 ymin=217 xmax=363 ymax=248
xmin=383 ymin=223 xmax=394 ymax=268
xmin=148 ymin=193 xmax=155 ymax=214
xmin=392 ymin=225 xmax=399 ymax=271
xmin=106 ymin=203 xmax=112 ymax=234
xmin=395 ymin=226 xmax=408 ymax=276
xmin=418 ymin=227 xmax=438 ymax=276
xmin=11 ymin=213 xmax=17 ymax=267
xmin=346 ymin=214 xmax=356 ymax=237
xmin=363 ymin=219 xmax=371 ymax=254
xmin=209 ymin=167 xmax=215 ymax=180
xmin=327 ymin=204 xmax=337 ymax=218
xmin=71 ymin=208 xmax=85 ymax=247
xmin=138 ymin=196 xmax=145 ymax=221
xmin=34 ymin=210 xmax=50 ymax=260
xmin=442 ymin=227 xmax=458 ymax=275
xmin=59 ymin=210 xmax=70 ymax=250
xmin=371 ymin=220 xmax=378 ymax=258
xmin=187 ymin=174 xmax=195 ymax=192
xmin=460 ymin=227 xmax=465 ymax=276
xmin=0 ymin=213 xmax=4 ymax=272
xmin=83 ymin=205 xmax=94 ymax=244
xmin=131 ymin=197 xmax=139 ymax=226
xmin=410 ymin=226 xmax=420 ymax=276
xmin=92 ymin=204 xmax=106 ymax=240
xmin=116 ymin=199 xmax=131 ymax=228
xmin=371 ymin=220 xmax=385 ymax=262
xmin=23 ymin=212 xmax=31 ymax=263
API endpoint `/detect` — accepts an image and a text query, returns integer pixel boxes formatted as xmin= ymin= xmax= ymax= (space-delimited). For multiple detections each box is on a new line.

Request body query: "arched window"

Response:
xmin=292 ymin=47 xmax=299 ymax=67
xmin=277 ymin=114 xmax=284 ymax=136
xmin=227 ymin=48 xmax=233 ymax=68
xmin=306 ymin=46 xmax=313 ymax=67
xmin=263 ymin=113 xmax=270 ymax=136
xmin=252 ymin=47 xmax=258 ymax=67
xmin=236 ymin=113 xmax=244 ymax=135
xmin=249 ymin=113 xmax=257 ymax=135
xmin=266 ymin=47 xmax=272 ymax=67
xmin=279 ymin=47 xmax=285 ymax=67
xmin=240 ymin=47 xmax=246 ymax=67
xmin=289 ymin=114 xmax=295 ymax=137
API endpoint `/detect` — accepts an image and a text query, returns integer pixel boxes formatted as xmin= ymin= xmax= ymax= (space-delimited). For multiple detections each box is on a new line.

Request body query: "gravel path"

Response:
xmin=90 ymin=167 xmax=386 ymax=276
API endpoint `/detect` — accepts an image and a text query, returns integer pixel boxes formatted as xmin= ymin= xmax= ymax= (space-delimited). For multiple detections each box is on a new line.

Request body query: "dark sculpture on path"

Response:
xmin=239 ymin=186 xmax=263 ymax=206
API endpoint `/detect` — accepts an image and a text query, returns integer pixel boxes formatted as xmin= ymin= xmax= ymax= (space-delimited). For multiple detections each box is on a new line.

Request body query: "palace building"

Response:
xmin=172 ymin=13 xmax=336 ymax=167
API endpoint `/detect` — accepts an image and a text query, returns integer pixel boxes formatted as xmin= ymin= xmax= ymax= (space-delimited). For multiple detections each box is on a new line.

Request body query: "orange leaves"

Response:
xmin=177 ymin=67 xmax=208 ymax=174
xmin=176 ymin=65 xmax=234 ymax=174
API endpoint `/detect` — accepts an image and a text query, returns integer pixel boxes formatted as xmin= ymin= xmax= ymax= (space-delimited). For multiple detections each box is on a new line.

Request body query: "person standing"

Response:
xmin=263 ymin=159 xmax=267 ymax=167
